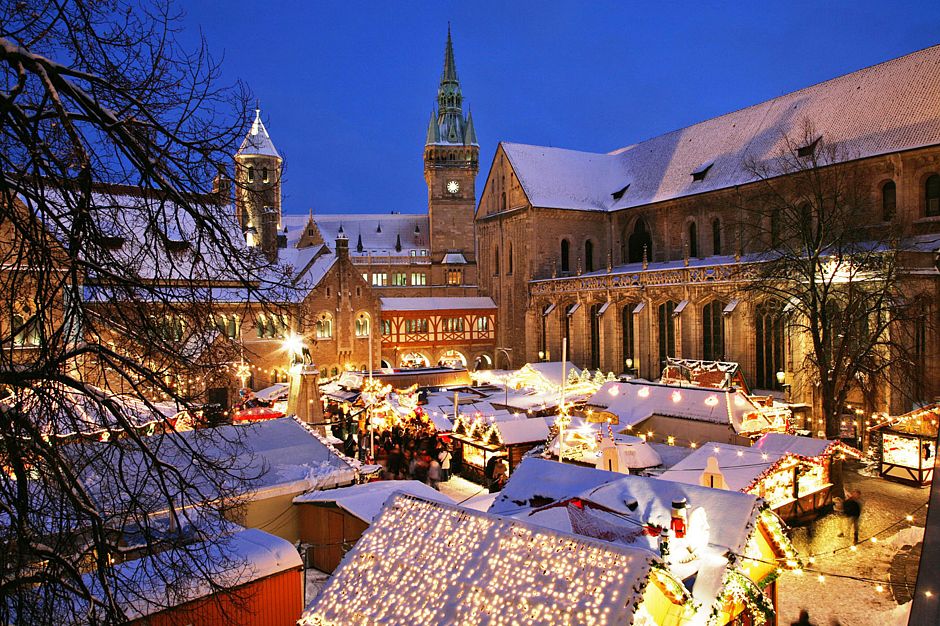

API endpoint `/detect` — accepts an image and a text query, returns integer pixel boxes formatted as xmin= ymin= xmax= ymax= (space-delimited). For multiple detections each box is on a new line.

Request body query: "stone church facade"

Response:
xmin=476 ymin=45 xmax=940 ymax=419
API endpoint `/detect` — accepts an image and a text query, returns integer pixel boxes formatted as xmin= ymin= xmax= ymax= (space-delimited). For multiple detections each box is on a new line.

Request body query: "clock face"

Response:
xmin=446 ymin=180 xmax=460 ymax=194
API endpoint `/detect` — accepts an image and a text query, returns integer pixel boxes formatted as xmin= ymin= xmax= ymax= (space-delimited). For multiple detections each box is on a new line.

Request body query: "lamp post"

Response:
xmin=775 ymin=370 xmax=792 ymax=401
xmin=624 ymin=357 xmax=635 ymax=378
xmin=496 ymin=347 xmax=513 ymax=408
xmin=359 ymin=312 xmax=375 ymax=460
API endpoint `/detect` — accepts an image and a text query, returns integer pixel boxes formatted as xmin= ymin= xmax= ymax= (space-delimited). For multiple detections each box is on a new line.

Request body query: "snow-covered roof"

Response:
xmin=282 ymin=213 xmax=429 ymax=256
xmin=237 ymin=109 xmax=280 ymax=158
xmin=0 ymin=382 xmax=178 ymax=437
xmin=379 ymin=296 xmax=496 ymax=311
xmin=547 ymin=418 xmax=663 ymax=468
xmin=658 ymin=442 xmax=783 ymax=492
xmin=590 ymin=380 xmax=774 ymax=434
xmin=300 ymin=494 xmax=678 ymax=626
xmin=516 ymin=361 xmax=583 ymax=388
xmin=20 ymin=527 xmax=300 ymax=622
xmin=492 ymin=417 xmax=549 ymax=445
xmin=293 ymin=480 xmax=453 ymax=522
xmin=502 ymin=44 xmax=940 ymax=212
xmin=489 ymin=457 xmax=621 ymax=517
xmin=754 ymin=432 xmax=858 ymax=459
xmin=441 ymin=252 xmax=467 ymax=264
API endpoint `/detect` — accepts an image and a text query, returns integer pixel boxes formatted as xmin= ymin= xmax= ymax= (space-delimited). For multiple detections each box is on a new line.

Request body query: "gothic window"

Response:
xmin=585 ymin=240 xmax=594 ymax=272
xmin=626 ymin=219 xmax=653 ymax=264
xmin=882 ymin=180 xmax=896 ymax=221
xmin=446 ymin=269 xmax=463 ymax=285
xmin=560 ymin=239 xmax=570 ymax=273
xmin=247 ymin=166 xmax=254 ymax=183
xmin=702 ymin=300 xmax=725 ymax=362
xmin=315 ymin=313 xmax=333 ymax=340
xmin=494 ymin=246 xmax=500 ymax=275
xmin=213 ymin=314 xmax=240 ymax=339
xmin=507 ymin=243 xmax=513 ymax=275
xmin=926 ymin=174 xmax=940 ymax=216
xmin=392 ymin=273 xmax=407 ymax=286
xmin=621 ymin=304 xmax=636 ymax=372
xmin=688 ymin=222 xmax=698 ymax=258
xmin=712 ymin=218 xmax=721 ymax=255
xmin=755 ymin=301 xmax=785 ymax=390
xmin=355 ymin=314 xmax=370 ymax=338
xmin=658 ymin=301 xmax=676 ymax=369
xmin=589 ymin=303 xmax=602 ymax=369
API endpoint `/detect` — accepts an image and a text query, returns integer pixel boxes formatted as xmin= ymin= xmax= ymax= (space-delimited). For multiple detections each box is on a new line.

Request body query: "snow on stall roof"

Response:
xmin=379 ymin=296 xmax=496 ymax=311
xmin=503 ymin=45 xmax=940 ymax=212
xmin=590 ymin=380 xmax=772 ymax=433
xmin=32 ymin=527 xmax=299 ymax=621
xmin=293 ymin=480 xmax=453 ymax=522
xmin=658 ymin=442 xmax=783 ymax=492
xmin=489 ymin=457 xmax=621 ymax=517
xmin=754 ymin=432 xmax=844 ymax=458
xmin=254 ymin=382 xmax=291 ymax=402
xmin=518 ymin=361 xmax=583 ymax=388
xmin=301 ymin=494 xmax=674 ymax=626
xmin=492 ymin=417 xmax=550 ymax=445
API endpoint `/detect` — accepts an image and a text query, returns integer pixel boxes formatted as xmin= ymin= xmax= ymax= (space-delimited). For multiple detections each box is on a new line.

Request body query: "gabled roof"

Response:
xmin=301 ymin=493 xmax=681 ymax=626
xmin=293 ymin=480 xmax=453 ymax=522
xmin=501 ymin=44 xmax=940 ymax=212
xmin=282 ymin=213 xmax=429 ymax=256
xmin=237 ymin=108 xmax=280 ymax=158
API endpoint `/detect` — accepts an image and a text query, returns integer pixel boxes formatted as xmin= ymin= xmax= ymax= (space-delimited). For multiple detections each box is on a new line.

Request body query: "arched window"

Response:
xmin=712 ymin=218 xmax=722 ymax=255
xmin=494 ymin=246 xmax=500 ymax=275
xmin=626 ymin=219 xmax=653 ymax=264
xmin=262 ymin=167 xmax=269 ymax=183
xmin=926 ymin=174 xmax=940 ymax=217
xmin=315 ymin=313 xmax=333 ymax=339
xmin=658 ymin=301 xmax=676 ymax=369
xmin=882 ymin=180 xmax=896 ymax=221
xmin=702 ymin=300 xmax=725 ymax=362
xmin=585 ymin=240 xmax=594 ymax=272
xmin=770 ymin=207 xmax=781 ymax=247
xmin=507 ymin=243 xmax=513 ymax=275
xmin=213 ymin=314 xmax=240 ymax=339
xmin=247 ymin=166 xmax=254 ymax=183
xmin=688 ymin=221 xmax=698 ymax=258
xmin=755 ymin=301 xmax=785 ymax=390
xmin=621 ymin=304 xmax=635 ymax=372
xmin=355 ymin=314 xmax=370 ymax=338
xmin=589 ymin=303 xmax=602 ymax=369
xmin=560 ymin=239 xmax=570 ymax=273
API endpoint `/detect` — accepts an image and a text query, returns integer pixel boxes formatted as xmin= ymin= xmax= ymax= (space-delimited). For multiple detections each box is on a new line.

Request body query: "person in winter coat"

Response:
xmin=438 ymin=446 xmax=452 ymax=482
xmin=428 ymin=458 xmax=442 ymax=490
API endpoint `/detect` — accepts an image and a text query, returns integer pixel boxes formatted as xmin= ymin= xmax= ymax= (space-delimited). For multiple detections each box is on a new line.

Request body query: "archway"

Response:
xmin=438 ymin=349 xmax=467 ymax=369
xmin=474 ymin=354 xmax=493 ymax=371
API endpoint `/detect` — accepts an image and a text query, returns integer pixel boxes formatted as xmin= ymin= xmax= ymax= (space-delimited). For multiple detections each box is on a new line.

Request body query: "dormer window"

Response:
xmin=691 ymin=163 xmax=713 ymax=182
xmin=611 ymin=184 xmax=630 ymax=200
xmin=797 ymin=137 xmax=820 ymax=158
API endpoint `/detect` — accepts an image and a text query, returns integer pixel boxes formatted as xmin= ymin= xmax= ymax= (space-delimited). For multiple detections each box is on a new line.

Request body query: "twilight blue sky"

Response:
xmin=181 ymin=1 xmax=940 ymax=216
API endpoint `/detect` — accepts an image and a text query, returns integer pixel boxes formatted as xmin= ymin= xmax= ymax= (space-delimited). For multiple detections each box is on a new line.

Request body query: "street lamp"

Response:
xmin=775 ymin=370 xmax=792 ymax=401
xmin=358 ymin=312 xmax=375 ymax=460
xmin=624 ymin=357 xmax=636 ymax=378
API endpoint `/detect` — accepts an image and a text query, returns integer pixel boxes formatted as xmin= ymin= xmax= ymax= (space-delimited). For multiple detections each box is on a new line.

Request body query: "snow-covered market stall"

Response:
xmin=871 ymin=403 xmax=940 ymax=486
xmin=660 ymin=433 xmax=861 ymax=522
xmin=586 ymin=380 xmax=790 ymax=447
xmin=471 ymin=361 xmax=615 ymax=413
xmin=449 ymin=412 xmax=550 ymax=483
xmin=545 ymin=415 xmax=663 ymax=472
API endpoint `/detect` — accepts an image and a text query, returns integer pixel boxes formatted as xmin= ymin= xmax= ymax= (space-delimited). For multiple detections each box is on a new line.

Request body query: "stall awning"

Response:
xmin=723 ymin=299 xmax=739 ymax=315
xmin=566 ymin=303 xmax=580 ymax=317
xmin=542 ymin=303 xmax=556 ymax=316
xmin=673 ymin=300 xmax=689 ymax=316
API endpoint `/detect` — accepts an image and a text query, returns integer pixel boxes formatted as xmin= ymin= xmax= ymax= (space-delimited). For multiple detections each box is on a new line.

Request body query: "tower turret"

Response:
xmin=424 ymin=26 xmax=479 ymax=269
xmin=234 ymin=106 xmax=283 ymax=262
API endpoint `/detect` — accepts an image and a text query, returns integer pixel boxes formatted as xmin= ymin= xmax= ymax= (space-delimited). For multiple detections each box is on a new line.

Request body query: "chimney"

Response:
xmin=335 ymin=234 xmax=349 ymax=260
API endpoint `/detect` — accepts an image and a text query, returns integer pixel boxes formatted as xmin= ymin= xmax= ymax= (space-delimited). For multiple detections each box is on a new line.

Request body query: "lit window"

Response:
xmin=411 ymin=272 xmax=427 ymax=286
xmin=372 ymin=273 xmax=388 ymax=286
xmin=475 ymin=317 xmax=490 ymax=333
xmin=446 ymin=269 xmax=462 ymax=285
xmin=381 ymin=319 xmax=392 ymax=335
xmin=355 ymin=314 xmax=370 ymax=338
xmin=392 ymin=273 xmax=407 ymax=286
xmin=315 ymin=313 xmax=333 ymax=339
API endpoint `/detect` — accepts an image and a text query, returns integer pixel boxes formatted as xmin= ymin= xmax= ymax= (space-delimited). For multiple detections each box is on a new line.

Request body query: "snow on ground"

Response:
xmin=777 ymin=462 xmax=927 ymax=625
xmin=438 ymin=474 xmax=487 ymax=503
xmin=304 ymin=568 xmax=330 ymax=606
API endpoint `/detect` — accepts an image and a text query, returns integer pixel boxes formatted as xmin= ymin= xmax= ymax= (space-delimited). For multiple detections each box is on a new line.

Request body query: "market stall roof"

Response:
xmin=492 ymin=417 xmax=550 ymax=445
xmin=293 ymin=480 xmax=453 ymax=523
xmin=489 ymin=457 xmax=621 ymax=517
xmin=300 ymin=494 xmax=685 ymax=626
xmin=754 ymin=432 xmax=861 ymax=459
xmin=11 ymin=526 xmax=301 ymax=622
xmin=658 ymin=442 xmax=783 ymax=492
xmin=0 ymin=382 xmax=178 ymax=437
xmin=253 ymin=382 xmax=290 ymax=402
xmin=515 ymin=361 xmax=582 ymax=388
xmin=871 ymin=403 xmax=940 ymax=437
xmin=547 ymin=416 xmax=663 ymax=468
xmin=589 ymin=380 xmax=778 ymax=434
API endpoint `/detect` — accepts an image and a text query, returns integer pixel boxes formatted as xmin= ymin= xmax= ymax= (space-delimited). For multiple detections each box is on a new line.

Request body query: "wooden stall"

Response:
xmin=872 ymin=404 xmax=939 ymax=486
xmin=450 ymin=414 xmax=549 ymax=483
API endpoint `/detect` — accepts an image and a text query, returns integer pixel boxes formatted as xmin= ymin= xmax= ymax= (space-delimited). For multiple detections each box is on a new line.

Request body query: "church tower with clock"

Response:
xmin=424 ymin=26 xmax=479 ymax=288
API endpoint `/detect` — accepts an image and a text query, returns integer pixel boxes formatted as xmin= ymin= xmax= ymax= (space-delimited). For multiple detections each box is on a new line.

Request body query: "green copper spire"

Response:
xmin=426 ymin=25 xmax=477 ymax=147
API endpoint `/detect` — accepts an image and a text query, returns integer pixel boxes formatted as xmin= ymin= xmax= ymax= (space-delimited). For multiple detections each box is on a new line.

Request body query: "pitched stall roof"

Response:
xmin=301 ymin=494 xmax=684 ymax=626
xmin=293 ymin=480 xmax=453 ymax=522
xmin=502 ymin=44 xmax=940 ymax=212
